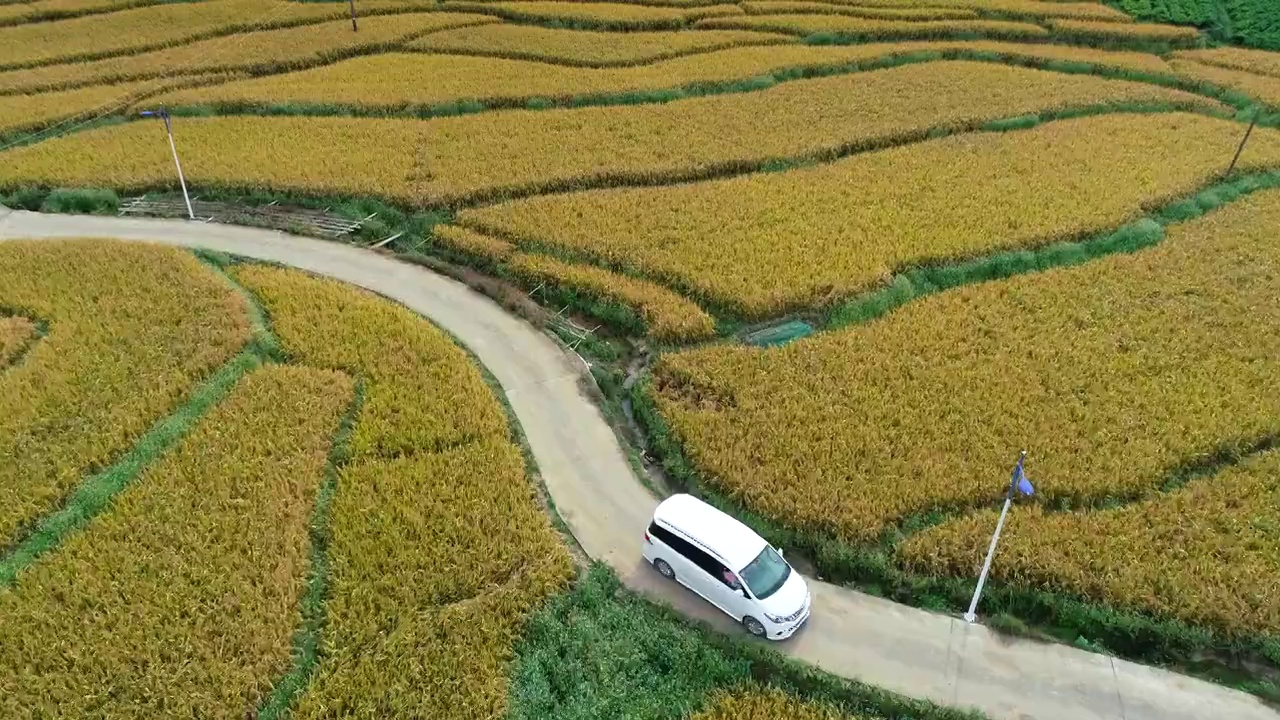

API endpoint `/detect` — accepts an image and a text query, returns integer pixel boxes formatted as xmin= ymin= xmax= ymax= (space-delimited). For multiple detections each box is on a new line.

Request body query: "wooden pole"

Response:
xmin=1226 ymin=110 xmax=1259 ymax=176
xmin=348 ymin=0 xmax=357 ymax=31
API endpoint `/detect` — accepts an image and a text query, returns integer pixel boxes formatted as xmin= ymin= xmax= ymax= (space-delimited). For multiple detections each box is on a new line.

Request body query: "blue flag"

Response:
xmin=1012 ymin=455 xmax=1034 ymax=496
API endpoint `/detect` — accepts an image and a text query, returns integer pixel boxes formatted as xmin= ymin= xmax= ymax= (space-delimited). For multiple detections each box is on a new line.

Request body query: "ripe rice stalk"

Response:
xmin=0 ymin=0 xmax=359 ymax=69
xmin=149 ymin=43 xmax=952 ymax=109
xmin=458 ymin=113 xmax=1280 ymax=315
xmin=441 ymin=0 xmax=743 ymax=29
xmin=434 ymin=223 xmax=516 ymax=263
xmin=740 ymin=1 xmax=980 ymax=21
xmin=648 ymin=185 xmax=1280 ymax=544
xmin=0 ymin=364 xmax=352 ymax=718
xmin=1173 ymin=46 xmax=1280 ymax=80
xmin=506 ymin=250 xmax=718 ymax=342
xmin=695 ymin=14 xmax=1052 ymax=41
xmin=234 ymin=265 xmax=572 ymax=719
xmin=412 ymin=60 xmax=1217 ymax=205
xmin=0 ymin=13 xmax=500 ymax=95
xmin=1171 ymin=58 xmax=1280 ymax=108
xmin=819 ymin=0 xmax=1127 ymax=21
xmin=407 ymin=23 xmax=794 ymax=66
xmin=0 ymin=73 xmax=231 ymax=139
xmin=1049 ymin=17 xmax=1201 ymax=44
xmin=0 ymin=239 xmax=250 ymax=548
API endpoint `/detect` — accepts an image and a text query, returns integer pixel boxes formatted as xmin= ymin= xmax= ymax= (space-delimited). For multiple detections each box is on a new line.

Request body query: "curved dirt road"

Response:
xmin=1 ymin=209 xmax=1274 ymax=720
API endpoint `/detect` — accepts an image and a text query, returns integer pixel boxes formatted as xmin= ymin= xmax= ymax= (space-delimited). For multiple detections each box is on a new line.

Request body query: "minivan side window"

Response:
xmin=649 ymin=522 xmax=729 ymax=581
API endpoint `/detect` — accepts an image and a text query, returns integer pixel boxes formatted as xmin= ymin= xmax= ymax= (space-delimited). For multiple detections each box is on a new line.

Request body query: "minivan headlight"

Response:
xmin=763 ymin=612 xmax=786 ymax=624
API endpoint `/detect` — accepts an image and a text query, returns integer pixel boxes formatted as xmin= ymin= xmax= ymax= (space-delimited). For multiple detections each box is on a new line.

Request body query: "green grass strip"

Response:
xmin=508 ymin=563 xmax=986 ymax=720
xmin=257 ymin=380 xmax=364 ymax=720
xmin=0 ymin=349 xmax=261 ymax=585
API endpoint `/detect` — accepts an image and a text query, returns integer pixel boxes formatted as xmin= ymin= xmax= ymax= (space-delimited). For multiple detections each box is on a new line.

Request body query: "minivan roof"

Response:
xmin=653 ymin=493 xmax=768 ymax=572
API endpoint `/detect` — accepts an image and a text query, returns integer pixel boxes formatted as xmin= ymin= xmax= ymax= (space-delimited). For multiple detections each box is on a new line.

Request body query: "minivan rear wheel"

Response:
xmin=742 ymin=615 xmax=767 ymax=638
xmin=653 ymin=558 xmax=675 ymax=580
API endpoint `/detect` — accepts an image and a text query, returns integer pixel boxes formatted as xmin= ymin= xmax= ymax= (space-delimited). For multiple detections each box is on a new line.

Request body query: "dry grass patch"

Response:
xmin=459 ymin=113 xmax=1280 ymax=315
xmin=407 ymin=23 xmax=793 ymax=65
xmin=0 ymin=364 xmax=352 ymax=718
xmin=0 ymin=315 xmax=36 ymax=366
xmin=0 ymin=239 xmax=249 ymax=548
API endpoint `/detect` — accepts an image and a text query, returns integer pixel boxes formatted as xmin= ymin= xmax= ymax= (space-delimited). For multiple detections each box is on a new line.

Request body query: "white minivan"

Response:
xmin=642 ymin=493 xmax=810 ymax=640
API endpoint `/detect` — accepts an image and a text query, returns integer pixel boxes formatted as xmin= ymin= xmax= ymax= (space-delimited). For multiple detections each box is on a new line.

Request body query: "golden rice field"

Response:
xmin=0 ymin=240 xmax=249 ymax=549
xmin=5 ymin=0 xmax=1280 ymax=684
xmin=443 ymin=0 xmax=745 ymax=28
xmin=1171 ymin=58 xmax=1280 ymax=108
xmin=459 ymin=113 xmax=1280 ymax=314
xmin=409 ymin=60 xmax=1219 ymax=203
xmin=696 ymin=14 xmax=1052 ymax=40
xmin=0 ymin=74 xmax=213 ymax=136
xmin=0 ymin=0 xmax=349 ymax=67
xmin=1175 ymin=46 xmax=1280 ymax=79
xmin=805 ymin=0 xmax=1130 ymax=21
xmin=0 ymin=238 xmax=572 ymax=718
xmin=0 ymin=12 xmax=498 ymax=93
xmin=1049 ymin=17 xmax=1201 ymax=44
xmin=406 ymin=23 xmax=794 ymax=65
xmin=653 ymin=185 xmax=1280 ymax=629
xmin=0 ymin=364 xmax=352 ymax=717
xmin=151 ymin=44 xmax=921 ymax=108
xmin=740 ymin=1 xmax=980 ymax=21
xmin=894 ymin=191 xmax=1280 ymax=639
xmin=507 ymin=251 xmax=719 ymax=341
xmin=231 ymin=264 xmax=573 ymax=718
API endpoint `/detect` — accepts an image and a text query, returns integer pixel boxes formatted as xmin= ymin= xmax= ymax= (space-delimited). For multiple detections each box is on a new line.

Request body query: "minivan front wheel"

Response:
xmin=742 ymin=616 xmax=767 ymax=638
xmin=653 ymin=558 xmax=675 ymax=580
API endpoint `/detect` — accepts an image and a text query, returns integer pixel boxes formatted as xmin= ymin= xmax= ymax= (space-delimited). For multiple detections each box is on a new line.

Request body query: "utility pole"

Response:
xmin=1226 ymin=108 xmax=1260 ymax=177
xmin=138 ymin=106 xmax=194 ymax=220
xmin=348 ymin=0 xmax=357 ymax=31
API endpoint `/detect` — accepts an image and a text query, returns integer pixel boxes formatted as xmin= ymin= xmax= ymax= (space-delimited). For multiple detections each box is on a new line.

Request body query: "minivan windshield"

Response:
xmin=739 ymin=546 xmax=790 ymax=600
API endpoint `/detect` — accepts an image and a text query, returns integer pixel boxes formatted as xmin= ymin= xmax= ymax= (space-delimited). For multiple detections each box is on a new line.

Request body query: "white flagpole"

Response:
xmin=139 ymin=107 xmax=194 ymax=220
xmin=963 ymin=449 xmax=1026 ymax=624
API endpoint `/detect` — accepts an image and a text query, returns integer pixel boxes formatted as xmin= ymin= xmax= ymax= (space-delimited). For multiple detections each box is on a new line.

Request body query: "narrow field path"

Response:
xmin=1 ymin=208 xmax=1274 ymax=720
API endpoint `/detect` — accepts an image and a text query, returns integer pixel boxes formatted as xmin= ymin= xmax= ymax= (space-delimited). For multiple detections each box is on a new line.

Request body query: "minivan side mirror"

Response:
xmin=775 ymin=546 xmax=784 ymax=557
xmin=740 ymin=587 xmax=751 ymax=599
